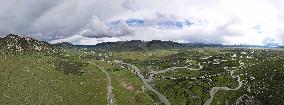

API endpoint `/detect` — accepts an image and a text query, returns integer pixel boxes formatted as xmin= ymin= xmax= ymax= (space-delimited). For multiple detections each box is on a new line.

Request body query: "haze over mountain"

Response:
xmin=0 ymin=0 xmax=284 ymax=45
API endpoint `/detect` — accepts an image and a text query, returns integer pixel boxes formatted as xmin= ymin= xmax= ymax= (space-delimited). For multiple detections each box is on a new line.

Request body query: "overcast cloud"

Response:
xmin=0 ymin=0 xmax=284 ymax=45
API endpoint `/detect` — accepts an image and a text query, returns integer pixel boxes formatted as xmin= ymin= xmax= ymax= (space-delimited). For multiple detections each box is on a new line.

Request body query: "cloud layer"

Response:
xmin=0 ymin=0 xmax=284 ymax=45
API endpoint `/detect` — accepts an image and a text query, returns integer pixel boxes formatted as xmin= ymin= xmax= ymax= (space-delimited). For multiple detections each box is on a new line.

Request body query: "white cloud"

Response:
xmin=1 ymin=0 xmax=284 ymax=45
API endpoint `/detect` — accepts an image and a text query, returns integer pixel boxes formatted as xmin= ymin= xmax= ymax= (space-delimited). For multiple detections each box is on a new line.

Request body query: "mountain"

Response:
xmin=0 ymin=34 xmax=55 ymax=52
xmin=146 ymin=40 xmax=184 ymax=49
xmin=2 ymin=34 xmax=280 ymax=52
xmin=54 ymin=42 xmax=74 ymax=49
xmin=94 ymin=40 xmax=184 ymax=51
xmin=182 ymin=43 xmax=223 ymax=47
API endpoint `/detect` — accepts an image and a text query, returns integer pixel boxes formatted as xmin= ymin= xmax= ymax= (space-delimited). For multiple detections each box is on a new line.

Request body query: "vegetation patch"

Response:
xmin=54 ymin=59 xmax=87 ymax=76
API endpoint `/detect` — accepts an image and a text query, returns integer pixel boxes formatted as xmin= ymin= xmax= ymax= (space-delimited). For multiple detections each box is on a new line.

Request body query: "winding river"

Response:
xmin=203 ymin=67 xmax=243 ymax=105
xmin=115 ymin=61 xmax=171 ymax=105
xmin=111 ymin=59 xmax=244 ymax=105
xmin=112 ymin=60 xmax=204 ymax=105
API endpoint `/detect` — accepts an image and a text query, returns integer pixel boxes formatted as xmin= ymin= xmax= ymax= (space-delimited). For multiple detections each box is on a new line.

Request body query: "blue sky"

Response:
xmin=0 ymin=0 xmax=284 ymax=45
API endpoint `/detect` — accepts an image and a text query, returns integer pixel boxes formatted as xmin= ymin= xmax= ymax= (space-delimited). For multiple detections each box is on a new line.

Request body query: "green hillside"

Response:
xmin=0 ymin=34 xmax=155 ymax=105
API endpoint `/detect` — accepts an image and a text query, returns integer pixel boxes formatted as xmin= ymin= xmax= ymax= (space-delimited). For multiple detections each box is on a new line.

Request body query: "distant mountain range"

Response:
xmin=94 ymin=40 xmax=184 ymax=51
xmin=0 ymin=34 xmax=283 ymax=52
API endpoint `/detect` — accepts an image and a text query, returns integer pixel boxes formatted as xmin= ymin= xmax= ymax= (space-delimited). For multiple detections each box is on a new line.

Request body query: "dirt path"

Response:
xmin=98 ymin=66 xmax=115 ymax=105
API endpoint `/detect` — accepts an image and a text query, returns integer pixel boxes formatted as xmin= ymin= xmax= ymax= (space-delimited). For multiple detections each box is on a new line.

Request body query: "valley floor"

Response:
xmin=1 ymin=48 xmax=284 ymax=105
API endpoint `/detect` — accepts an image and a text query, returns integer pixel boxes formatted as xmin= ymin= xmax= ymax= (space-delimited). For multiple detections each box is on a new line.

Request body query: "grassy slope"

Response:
xmin=0 ymin=52 xmax=107 ymax=105
xmin=0 ymin=48 xmax=156 ymax=105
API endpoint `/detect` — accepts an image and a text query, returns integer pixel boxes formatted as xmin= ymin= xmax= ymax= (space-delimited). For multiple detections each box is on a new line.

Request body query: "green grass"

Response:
xmin=96 ymin=61 xmax=156 ymax=105
xmin=0 ymin=52 xmax=108 ymax=105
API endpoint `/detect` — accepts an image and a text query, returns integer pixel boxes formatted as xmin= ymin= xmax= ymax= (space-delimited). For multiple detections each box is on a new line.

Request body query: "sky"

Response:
xmin=0 ymin=0 xmax=284 ymax=45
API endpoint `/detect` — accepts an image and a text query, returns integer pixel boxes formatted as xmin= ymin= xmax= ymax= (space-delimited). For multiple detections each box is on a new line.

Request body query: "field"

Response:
xmin=1 ymin=48 xmax=284 ymax=105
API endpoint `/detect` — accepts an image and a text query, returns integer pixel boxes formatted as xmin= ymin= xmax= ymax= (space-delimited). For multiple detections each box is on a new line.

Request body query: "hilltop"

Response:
xmin=0 ymin=34 xmax=56 ymax=52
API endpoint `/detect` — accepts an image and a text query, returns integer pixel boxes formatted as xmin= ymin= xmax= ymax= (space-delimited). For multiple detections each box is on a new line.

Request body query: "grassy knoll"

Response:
xmin=0 ymin=51 xmax=108 ymax=105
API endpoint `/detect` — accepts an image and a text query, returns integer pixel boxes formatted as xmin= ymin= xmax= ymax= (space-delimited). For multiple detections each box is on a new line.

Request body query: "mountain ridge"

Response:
xmin=93 ymin=40 xmax=185 ymax=51
xmin=1 ymin=34 xmax=283 ymax=52
xmin=0 ymin=34 xmax=55 ymax=52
